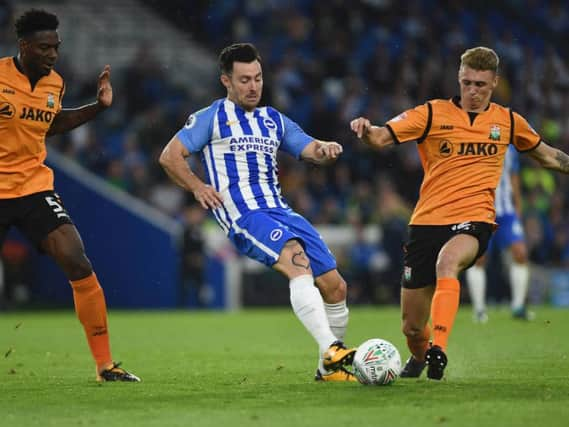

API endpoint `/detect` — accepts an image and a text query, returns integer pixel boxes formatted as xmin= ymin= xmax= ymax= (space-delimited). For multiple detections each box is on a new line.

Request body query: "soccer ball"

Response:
xmin=353 ymin=338 xmax=401 ymax=385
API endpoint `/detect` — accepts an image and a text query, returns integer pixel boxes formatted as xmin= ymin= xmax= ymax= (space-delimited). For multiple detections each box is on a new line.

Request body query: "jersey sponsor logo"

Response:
xmin=185 ymin=114 xmax=197 ymax=129
xmin=229 ymin=136 xmax=278 ymax=154
xmin=456 ymin=142 xmax=498 ymax=156
xmin=0 ymin=102 xmax=15 ymax=118
xmin=269 ymin=229 xmax=283 ymax=241
xmin=439 ymin=140 xmax=453 ymax=157
xmin=2 ymin=87 xmax=15 ymax=94
xmin=489 ymin=124 xmax=501 ymax=141
xmin=440 ymin=124 xmax=454 ymax=130
xmin=19 ymin=106 xmax=55 ymax=123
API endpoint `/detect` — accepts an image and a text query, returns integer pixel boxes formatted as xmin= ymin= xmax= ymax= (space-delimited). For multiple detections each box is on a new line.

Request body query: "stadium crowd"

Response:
xmin=1 ymin=0 xmax=568 ymax=304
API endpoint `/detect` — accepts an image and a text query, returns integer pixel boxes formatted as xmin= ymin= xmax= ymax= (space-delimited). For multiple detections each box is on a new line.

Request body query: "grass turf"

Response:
xmin=1 ymin=306 xmax=568 ymax=427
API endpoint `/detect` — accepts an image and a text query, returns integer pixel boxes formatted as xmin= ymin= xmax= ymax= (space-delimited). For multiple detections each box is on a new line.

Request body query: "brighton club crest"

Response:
xmin=489 ymin=124 xmax=501 ymax=141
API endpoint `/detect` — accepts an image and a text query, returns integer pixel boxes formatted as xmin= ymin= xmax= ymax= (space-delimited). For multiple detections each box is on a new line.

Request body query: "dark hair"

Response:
xmin=15 ymin=9 xmax=59 ymax=39
xmin=219 ymin=43 xmax=261 ymax=75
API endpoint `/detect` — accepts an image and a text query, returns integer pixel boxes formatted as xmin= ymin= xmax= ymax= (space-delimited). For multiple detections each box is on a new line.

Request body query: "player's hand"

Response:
xmin=350 ymin=117 xmax=372 ymax=139
xmin=193 ymin=184 xmax=223 ymax=210
xmin=317 ymin=141 xmax=343 ymax=161
xmin=96 ymin=65 xmax=113 ymax=108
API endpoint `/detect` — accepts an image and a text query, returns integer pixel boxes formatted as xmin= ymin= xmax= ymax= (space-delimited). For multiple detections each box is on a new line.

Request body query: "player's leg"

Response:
xmin=274 ymin=239 xmax=356 ymax=381
xmin=400 ymin=285 xmax=434 ymax=377
xmin=465 ymin=255 xmax=488 ymax=322
xmin=284 ymin=211 xmax=356 ymax=377
xmin=315 ymin=269 xmax=348 ymax=342
xmin=231 ymin=210 xmax=350 ymax=379
xmin=399 ymin=225 xmax=438 ymax=378
xmin=21 ymin=191 xmax=138 ymax=381
xmin=509 ymin=240 xmax=532 ymax=319
xmin=314 ymin=269 xmax=356 ymax=380
xmin=432 ymin=233 xmax=479 ymax=350
xmin=41 ymin=224 xmax=139 ymax=381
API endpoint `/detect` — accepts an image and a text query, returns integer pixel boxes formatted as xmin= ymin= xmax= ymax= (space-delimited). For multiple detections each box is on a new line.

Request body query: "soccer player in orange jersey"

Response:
xmin=0 ymin=9 xmax=139 ymax=382
xmin=350 ymin=46 xmax=569 ymax=380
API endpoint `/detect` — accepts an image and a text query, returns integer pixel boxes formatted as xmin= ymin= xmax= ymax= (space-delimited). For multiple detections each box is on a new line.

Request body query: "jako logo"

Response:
xmin=19 ymin=106 xmax=54 ymax=123
xmin=439 ymin=140 xmax=453 ymax=157
xmin=269 ymin=229 xmax=283 ymax=241
xmin=0 ymin=102 xmax=15 ymax=118
xmin=457 ymin=142 xmax=498 ymax=156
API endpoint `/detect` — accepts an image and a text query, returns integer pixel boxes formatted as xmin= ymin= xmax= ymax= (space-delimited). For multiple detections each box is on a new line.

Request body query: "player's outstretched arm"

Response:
xmin=350 ymin=117 xmax=394 ymax=149
xmin=159 ymin=136 xmax=223 ymax=210
xmin=300 ymin=140 xmax=343 ymax=165
xmin=527 ymin=141 xmax=569 ymax=174
xmin=47 ymin=65 xmax=113 ymax=136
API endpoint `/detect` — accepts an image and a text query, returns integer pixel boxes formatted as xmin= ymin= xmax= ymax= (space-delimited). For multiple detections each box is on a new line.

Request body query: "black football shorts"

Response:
xmin=0 ymin=191 xmax=74 ymax=250
xmin=401 ymin=221 xmax=494 ymax=289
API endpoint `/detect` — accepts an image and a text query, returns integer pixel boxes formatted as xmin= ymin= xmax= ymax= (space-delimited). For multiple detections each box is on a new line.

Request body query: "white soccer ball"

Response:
xmin=353 ymin=338 xmax=401 ymax=385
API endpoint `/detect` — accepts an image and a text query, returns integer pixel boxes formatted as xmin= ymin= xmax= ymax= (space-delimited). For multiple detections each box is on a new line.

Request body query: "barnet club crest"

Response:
xmin=46 ymin=93 xmax=55 ymax=109
xmin=489 ymin=124 xmax=501 ymax=141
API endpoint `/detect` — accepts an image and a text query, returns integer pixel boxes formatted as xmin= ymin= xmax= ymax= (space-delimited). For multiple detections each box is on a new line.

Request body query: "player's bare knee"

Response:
xmin=436 ymin=253 xmax=459 ymax=278
xmin=402 ymin=323 xmax=423 ymax=338
xmin=61 ymin=252 xmax=93 ymax=280
xmin=318 ymin=274 xmax=347 ymax=303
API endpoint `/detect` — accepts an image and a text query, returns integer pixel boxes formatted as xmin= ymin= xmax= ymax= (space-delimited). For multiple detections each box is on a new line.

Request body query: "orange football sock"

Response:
xmin=431 ymin=277 xmax=460 ymax=351
xmin=70 ymin=272 xmax=112 ymax=371
xmin=406 ymin=324 xmax=431 ymax=362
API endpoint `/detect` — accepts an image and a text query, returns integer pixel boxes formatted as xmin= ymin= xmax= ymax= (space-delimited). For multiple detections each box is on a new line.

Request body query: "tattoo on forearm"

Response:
xmin=555 ymin=150 xmax=569 ymax=173
xmin=292 ymin=251 xmax=310 ymax=270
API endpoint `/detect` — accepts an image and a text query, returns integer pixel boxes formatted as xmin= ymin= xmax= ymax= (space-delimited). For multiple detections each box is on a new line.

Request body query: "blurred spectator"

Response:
xmin=180 ymin=204 xmax=207 ymax=307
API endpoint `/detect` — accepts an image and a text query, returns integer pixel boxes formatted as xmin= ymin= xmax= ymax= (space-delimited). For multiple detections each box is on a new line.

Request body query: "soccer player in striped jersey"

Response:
xmin=466 ymin=145 xmax=534 ymax=322
xmin=351 ymin=46 xmax=569 ymax=380
xmin=160 ymin=43 xmax=356 ymax=382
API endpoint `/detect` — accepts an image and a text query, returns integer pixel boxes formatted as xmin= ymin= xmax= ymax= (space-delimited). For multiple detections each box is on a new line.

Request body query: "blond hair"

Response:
xmin=460 ymin=47 xmax=499 ymax=73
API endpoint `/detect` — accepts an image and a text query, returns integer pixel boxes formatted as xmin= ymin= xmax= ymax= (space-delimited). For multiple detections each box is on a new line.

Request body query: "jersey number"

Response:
xmin=45 ymin=196 xmax=68 ymax=219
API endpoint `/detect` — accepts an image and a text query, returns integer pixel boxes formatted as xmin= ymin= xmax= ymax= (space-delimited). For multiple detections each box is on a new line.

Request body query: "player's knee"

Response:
xmin=511 ymin=246 xmax=528 ymax=264
xmin=436 ymin=253 xmax=459 ymax=277
xmin=401 ymin=322 xmax=423 ymax=339
xmin=60 ymin=251 xmax=93 ymax=280
xmin=318 ymin=274 xmax=347 ymax=303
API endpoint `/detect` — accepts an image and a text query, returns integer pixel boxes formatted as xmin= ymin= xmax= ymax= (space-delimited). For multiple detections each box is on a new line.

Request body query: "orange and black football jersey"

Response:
xmin=386 ymin=98 xmax=540 ymax=226
xmin=0 ymin=56 xmax=64 ymax=198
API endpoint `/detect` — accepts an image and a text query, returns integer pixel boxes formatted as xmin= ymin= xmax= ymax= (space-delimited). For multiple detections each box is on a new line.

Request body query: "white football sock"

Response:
xmin=289 ymin=275 xmax=337 ymax=356
xmin=318 ymin=300 xmax=349 ymax=375
xmin=466 ymin=265 xmax=486 ymax=314
xmin=324 ymin=300 xmax=349 ymax=341
xmin=509 ymin=262 xmax=530 ymax=311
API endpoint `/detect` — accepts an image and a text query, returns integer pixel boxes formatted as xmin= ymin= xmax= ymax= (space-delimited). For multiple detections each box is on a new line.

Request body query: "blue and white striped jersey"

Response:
xmin=495 ymin=144 xmax=520 ymax=217
xmin=176 ymin=98 xmax=314 ymax=234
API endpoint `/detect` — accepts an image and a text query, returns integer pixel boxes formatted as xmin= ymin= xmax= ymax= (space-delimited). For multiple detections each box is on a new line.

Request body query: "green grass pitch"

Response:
xmin=1 ymin=306 xmax=569 ymax=427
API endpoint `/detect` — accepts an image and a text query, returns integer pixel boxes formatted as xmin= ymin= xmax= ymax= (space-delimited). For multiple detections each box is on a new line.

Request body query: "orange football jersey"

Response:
xmin=386 ymin=98 xmax=541 ymax=225
xmin=0 ymin=56 xmax=64 ymax=198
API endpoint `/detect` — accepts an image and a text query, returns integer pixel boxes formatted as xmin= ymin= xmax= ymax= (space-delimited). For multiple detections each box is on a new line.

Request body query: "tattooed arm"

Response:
xmin=527 ymin=141 xmax=569 ymax=174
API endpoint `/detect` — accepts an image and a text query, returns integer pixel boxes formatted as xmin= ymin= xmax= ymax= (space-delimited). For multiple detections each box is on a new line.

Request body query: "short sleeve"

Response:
xmin=385 ymin=103 xmax=430 ymax=144
xmin=512 ymin=111 xmax=541 ymax=152
xmin=57 ymin=82 xmax=65 ymax=114
xmin=176 ymin=102 xmax=218 ymax=153
xmin=280 ymin=113 xmax=314 ymax=158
